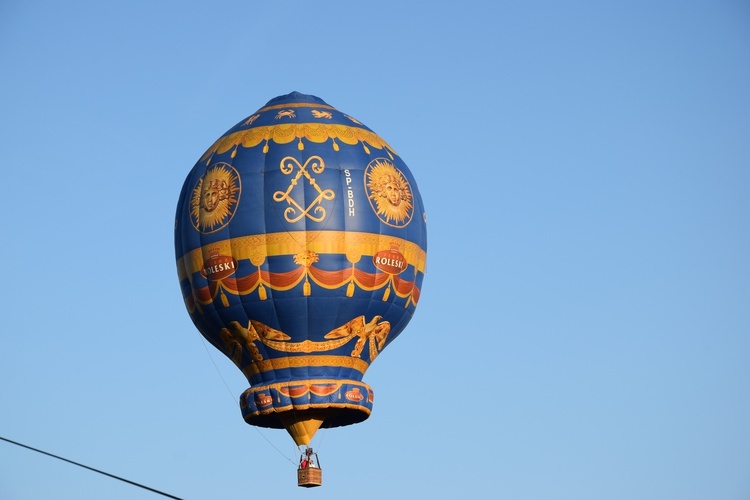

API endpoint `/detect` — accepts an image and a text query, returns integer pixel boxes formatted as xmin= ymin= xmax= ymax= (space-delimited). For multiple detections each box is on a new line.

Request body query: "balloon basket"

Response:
xmin=297 ymin=467 xmax=322 ymax=488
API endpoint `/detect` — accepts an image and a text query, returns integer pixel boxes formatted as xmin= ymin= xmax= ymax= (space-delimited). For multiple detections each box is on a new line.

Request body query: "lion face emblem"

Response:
xmin=364 ymin=159 xmax=414 ymax=228
xmin=190 ymin=163 xmax=240 ymax=233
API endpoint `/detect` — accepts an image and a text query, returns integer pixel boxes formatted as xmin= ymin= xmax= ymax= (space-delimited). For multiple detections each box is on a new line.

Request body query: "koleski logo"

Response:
xmin=190 ymin=163 xmax=240 ymax=233
xmin=255 ymin=393 xmax=272 ymax=407
xmin=344 ymin=387 xmax=364 ymax=402
xmin=200 ymin=253 xmax=238 ymax=281
xmin=373 ymin=244 xmax=407 ymax=275
xmin=364 ymin=158 xmax=414 ymax=228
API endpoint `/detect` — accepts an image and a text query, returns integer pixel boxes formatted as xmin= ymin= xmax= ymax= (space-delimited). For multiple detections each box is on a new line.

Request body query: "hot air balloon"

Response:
xmin=174 ymin=92 xmax=427 ymax=486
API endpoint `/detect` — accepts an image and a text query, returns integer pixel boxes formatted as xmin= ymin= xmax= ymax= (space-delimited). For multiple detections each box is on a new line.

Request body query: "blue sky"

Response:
xmin=1 ymin=1 xmax=749 ymax=499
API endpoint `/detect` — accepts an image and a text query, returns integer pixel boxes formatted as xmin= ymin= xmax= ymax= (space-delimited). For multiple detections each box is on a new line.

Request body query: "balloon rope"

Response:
xmin=196 ymin=335 xmax=296 ymax=466
xmin=316 ymin=426 xmax=329 ymax=453
xmin=196 ymin=334 xmax=239 ymax=404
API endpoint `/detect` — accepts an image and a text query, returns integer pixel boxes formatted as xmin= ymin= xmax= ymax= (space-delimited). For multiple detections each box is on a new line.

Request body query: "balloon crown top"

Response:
xmin=264 ymin=91 xmax=329 ymax=107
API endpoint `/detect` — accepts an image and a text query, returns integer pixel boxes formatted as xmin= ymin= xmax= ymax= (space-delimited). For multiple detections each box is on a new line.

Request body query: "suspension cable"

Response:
xmin=196 ymin=334 xmax=296 ymax=466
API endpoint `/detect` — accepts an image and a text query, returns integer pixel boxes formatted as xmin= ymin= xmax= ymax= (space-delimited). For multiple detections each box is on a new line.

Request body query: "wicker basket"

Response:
xmin=297 ymin=467 xmax=323 ymax=487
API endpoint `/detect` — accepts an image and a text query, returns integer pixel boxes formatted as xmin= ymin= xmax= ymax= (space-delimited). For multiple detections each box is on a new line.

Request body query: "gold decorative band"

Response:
xmin=241 ymin=377 xmax=370 ymax=394
xmin=258 ymin=102 xmax=335 ymax=112
xmin=199 ymin=122 xmax=397 ymax=162
xmin=241 ymin=355 xmax=370 ymax=379
xmin=176 ymin=230 xmax=427 ymax=279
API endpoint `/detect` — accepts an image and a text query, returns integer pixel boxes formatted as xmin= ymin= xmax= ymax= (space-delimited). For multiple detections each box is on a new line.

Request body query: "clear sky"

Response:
xmin=1 ymin=1 xmax=749 ymax=499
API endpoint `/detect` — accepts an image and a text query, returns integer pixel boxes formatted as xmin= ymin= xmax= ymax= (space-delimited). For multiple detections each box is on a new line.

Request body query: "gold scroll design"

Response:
xmin=198 ymin=123 xmax=397 ymax=163
xmin=273 ymin=156 xmax=335 ymax=223
xmin=219 ymin=315 xmax=390 ymax=368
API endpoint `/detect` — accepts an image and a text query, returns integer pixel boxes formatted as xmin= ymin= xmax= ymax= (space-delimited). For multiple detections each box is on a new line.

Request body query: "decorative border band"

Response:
xmin=241 ymin=355 xmax=370 ymax=379
xmin=177 ymin=231 xmax=427 ymax=279
xmin=199 ymin=123 xmax=397 ymax=162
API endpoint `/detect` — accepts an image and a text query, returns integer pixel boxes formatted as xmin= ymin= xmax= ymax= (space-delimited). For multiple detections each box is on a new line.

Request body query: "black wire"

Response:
xmin=0 ymin=436 xmax=183 ymax=499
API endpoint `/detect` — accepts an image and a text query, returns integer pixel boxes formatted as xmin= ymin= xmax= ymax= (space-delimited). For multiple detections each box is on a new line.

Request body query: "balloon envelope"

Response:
xmin=175 ymin=92 xmax=427 ymax=445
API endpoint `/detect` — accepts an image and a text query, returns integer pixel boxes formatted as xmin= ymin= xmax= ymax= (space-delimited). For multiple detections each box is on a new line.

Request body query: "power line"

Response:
xmin=0 ymin=436 xmax=183 ymax=499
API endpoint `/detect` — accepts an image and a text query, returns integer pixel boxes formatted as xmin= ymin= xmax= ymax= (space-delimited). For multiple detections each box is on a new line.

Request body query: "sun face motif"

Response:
xmin=365 ymin=159 xmax=413 ymax=227
xmin=190 ymin=163 xmax=240 ymax=233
